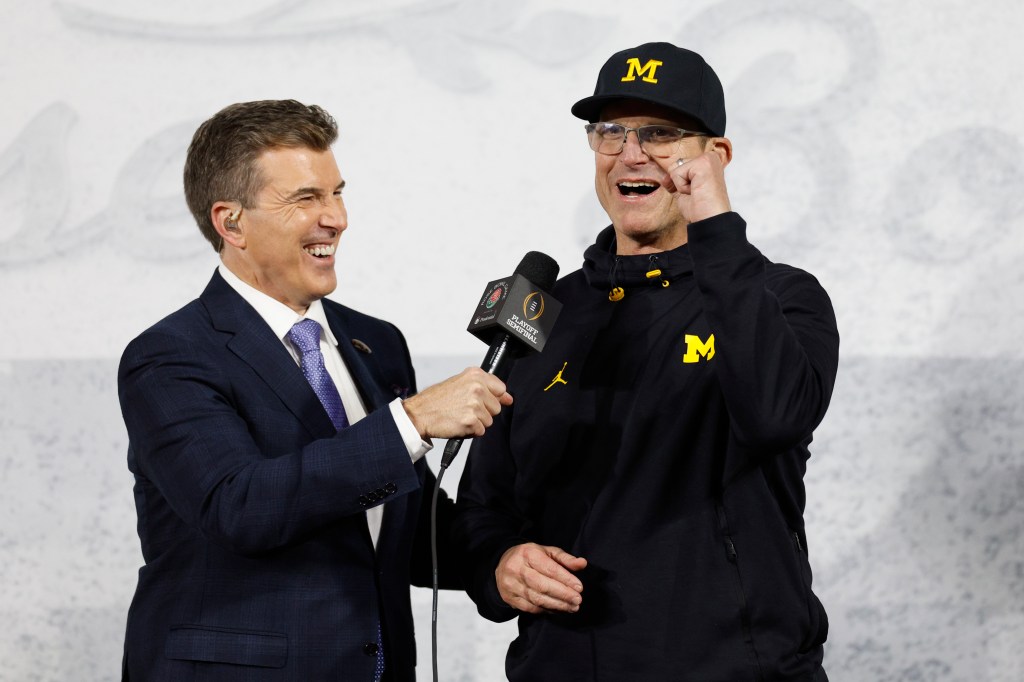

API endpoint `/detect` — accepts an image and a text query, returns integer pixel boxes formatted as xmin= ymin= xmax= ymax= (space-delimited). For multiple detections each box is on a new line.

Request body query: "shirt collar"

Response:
xmin=218 ymin=264 xmax=339 ymax=347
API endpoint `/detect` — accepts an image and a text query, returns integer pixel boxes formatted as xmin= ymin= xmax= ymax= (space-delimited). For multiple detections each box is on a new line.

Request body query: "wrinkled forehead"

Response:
xmin=597 ymin=99 xmax=707 ymax=131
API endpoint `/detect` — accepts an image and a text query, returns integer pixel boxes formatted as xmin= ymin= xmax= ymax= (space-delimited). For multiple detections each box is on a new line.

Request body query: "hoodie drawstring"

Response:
xmin=608 ymin=256 xmax=625 ymax=301
xmin=646 ymin=254 xmax=670 ymax=288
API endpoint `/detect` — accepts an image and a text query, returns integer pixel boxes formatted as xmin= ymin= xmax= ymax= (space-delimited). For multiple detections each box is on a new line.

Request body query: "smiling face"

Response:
xmin=594 ymin=101 xmax=709 ymax=255
xmin=218 ymin=146 xmax=347 ymax=313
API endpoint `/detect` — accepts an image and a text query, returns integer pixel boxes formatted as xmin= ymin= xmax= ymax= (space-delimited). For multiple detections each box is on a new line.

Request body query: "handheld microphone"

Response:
xmin=439 ymin=251 xmax=562 ymax=468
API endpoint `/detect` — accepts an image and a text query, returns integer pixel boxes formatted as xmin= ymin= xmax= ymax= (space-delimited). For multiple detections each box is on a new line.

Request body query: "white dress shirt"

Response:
xmin=218 ymin=264 xmax=431 ymax=547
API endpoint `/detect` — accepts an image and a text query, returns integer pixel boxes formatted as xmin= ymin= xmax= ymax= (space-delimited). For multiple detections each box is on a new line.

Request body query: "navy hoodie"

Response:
xmin=454 ymin=212 xmax=839 ymax=681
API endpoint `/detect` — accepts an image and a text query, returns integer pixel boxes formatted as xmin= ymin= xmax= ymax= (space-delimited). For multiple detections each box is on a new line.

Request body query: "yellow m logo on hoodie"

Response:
xmin=683 ymin=334 xmax=715 ymax=363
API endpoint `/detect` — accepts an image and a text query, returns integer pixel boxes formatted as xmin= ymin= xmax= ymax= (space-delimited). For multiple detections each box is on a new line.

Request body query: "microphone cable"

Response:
xmin=430 ymin=458 xmax=449 ymax=682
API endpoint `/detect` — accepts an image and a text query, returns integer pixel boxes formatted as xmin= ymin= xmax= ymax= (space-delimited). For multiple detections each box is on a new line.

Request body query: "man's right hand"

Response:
xmin=401 ymin=367 xmax=512 ymax=439
xmin=496 ymin=542 xmax=587 ymax=614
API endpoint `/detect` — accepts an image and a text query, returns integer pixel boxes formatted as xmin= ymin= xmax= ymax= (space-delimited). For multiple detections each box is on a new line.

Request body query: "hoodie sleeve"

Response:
xmin=687 ymin=211 xmax=840 ymax=453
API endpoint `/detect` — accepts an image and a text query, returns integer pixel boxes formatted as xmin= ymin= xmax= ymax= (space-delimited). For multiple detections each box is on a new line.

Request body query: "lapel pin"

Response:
xmin=351 ymin=339 xmax=372 ymax=354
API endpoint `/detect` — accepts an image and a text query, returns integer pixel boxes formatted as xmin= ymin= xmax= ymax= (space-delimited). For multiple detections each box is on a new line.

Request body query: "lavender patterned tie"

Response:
xmin=374 ymin=623 xmax=385 ymax=682
xmin=286 ymin=319 xmax=350 ymax=430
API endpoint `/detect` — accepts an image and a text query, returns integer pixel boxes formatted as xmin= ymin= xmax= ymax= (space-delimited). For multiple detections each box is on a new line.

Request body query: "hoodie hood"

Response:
xmin=582 ymin=225 xmax=695 ymax=292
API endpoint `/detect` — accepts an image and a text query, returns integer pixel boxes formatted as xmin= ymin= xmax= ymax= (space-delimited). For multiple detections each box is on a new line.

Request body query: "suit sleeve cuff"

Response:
xmin=389 ymin=398 xmax=432 ymax=463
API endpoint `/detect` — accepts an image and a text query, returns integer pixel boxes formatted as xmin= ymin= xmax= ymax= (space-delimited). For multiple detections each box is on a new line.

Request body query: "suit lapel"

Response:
xmin=200 ymin=271 xmax=336 ymax=438
xmin=323 ymin=305 xmax=391 ymax=414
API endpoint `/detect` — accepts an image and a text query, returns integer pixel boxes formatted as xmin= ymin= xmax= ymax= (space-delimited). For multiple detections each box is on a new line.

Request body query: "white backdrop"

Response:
xmin=2 ymin=1 xmax=1022 ymax=680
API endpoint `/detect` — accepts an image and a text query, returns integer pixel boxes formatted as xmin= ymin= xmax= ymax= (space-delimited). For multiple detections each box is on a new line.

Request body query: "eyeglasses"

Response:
xmin=584 ymin=122 xmax=707 ymax=158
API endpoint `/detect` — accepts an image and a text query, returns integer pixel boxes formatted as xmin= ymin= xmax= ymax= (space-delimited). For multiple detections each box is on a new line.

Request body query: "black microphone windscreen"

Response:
xmin=513 ymin=251 xmax=559 ymax=291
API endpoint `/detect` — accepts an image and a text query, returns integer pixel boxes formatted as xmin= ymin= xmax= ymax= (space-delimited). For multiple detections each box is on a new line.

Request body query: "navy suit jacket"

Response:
xmin=118 ymin=271 xmax=458 ymax=681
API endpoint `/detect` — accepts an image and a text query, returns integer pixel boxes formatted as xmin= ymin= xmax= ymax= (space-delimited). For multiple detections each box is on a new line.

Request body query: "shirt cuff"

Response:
xmin=388 ymin=398 xmax=433 ymax=463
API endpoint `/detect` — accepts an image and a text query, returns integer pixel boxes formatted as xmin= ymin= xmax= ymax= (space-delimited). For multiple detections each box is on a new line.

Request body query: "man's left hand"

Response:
xmin=662 ymin=144 xmax=732 ymax=224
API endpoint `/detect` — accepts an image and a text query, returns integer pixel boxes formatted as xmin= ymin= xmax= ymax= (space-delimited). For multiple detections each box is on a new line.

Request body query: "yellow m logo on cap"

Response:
xmin=621 ymin=57 xmax=663 ymax=84
xmin=683 ymin=334 xmax=715 ymax=363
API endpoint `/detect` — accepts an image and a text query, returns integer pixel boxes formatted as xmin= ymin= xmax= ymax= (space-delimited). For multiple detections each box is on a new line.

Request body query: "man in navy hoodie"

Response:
xmin=454 ymin=43 xmax=839 ymax=681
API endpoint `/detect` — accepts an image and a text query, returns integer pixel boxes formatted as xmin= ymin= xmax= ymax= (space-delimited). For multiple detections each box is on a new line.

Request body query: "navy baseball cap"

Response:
xmin=571 ymin=42 xmax=726 ymax=137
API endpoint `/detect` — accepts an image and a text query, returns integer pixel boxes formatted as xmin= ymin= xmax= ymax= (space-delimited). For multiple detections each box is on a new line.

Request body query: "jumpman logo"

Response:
xmin=544 ymin=362 xmax=569 ymax=391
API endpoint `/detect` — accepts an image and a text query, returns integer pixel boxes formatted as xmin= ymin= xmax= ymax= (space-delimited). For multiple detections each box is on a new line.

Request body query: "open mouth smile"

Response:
xmin=304 ymin=244 xmax=336 ymax=258
xmin=617 ymin=180 xmax=659 ymax=197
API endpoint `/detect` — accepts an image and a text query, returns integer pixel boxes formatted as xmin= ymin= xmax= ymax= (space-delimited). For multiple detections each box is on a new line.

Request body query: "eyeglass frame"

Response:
xmin=584 ymin=122 xmax=709 ymax=156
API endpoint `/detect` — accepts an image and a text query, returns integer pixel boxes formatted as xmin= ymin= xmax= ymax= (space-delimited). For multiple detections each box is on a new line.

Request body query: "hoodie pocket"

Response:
xmin=791 ymin=531 xmax=829 ymax=654
xmin=716 ymin=504 xmax=765 ymax=680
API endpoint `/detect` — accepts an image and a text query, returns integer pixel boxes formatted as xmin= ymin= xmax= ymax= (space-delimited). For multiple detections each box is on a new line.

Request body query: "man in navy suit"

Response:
xmin=118 ymin=99 xmax=510 ymax=681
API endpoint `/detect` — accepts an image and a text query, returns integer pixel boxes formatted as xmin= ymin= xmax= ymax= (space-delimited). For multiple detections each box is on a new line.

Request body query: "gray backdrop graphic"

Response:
xmin=2 ymin=1 xmax=1022 ymax=680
